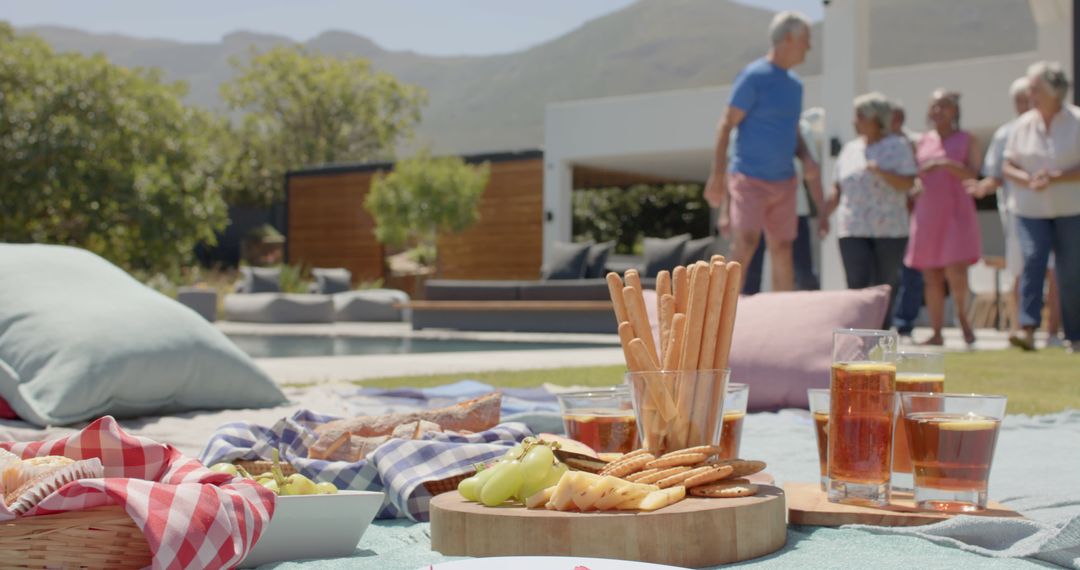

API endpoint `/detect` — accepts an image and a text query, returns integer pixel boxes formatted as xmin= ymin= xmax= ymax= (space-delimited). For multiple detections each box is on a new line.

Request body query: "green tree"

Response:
xmin=573 ymin=184 xmax=710 ymax=253
xmin=364 ymin=152 xmax=490 ymax=267
xmin=221 ymin=45 xmax=426 ymax=206
xmin=0 ymin=23 xmax=228 ymax=272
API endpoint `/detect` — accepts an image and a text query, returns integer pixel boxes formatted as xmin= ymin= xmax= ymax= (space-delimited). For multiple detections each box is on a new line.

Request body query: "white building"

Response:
xmin=542 ymin=0 xmax=1075 ymax=293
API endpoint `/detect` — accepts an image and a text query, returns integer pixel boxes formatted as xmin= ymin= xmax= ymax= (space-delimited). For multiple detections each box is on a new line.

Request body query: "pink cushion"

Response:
xmin=642 ymin=286 xmax=891 ymax=411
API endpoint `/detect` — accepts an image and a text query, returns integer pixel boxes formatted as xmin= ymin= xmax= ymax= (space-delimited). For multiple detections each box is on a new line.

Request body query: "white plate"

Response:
xmin=427 ymin=557 xmax=687 ymax=569
xmin=240 ymin=490 xmax=384 ymax=568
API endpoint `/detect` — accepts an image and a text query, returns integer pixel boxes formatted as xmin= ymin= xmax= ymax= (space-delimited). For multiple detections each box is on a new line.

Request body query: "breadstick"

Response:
xmin=696 ymin=261 xmax=728 ymax=369
xmin=622 ymin=285 xmax=659 ymax=368
xmin=678 ymin=261 xmax=711 ymax=372
xmin=606 ymin=273 xmax=630 ymax=325
xmin=618 ymin=321 xmax=641 ymax=371
xmin=673 ymin=265 xmax=689 ymax=315
xmin=710 ymin=254 xmax=726 ymax=265
xmin=659 ymin=294 xmax=675 ymax=364
xmin=712 ymin=261 xmax=743 ymax=372
xmin=663 ymin=312 xmax=686 ymax=372
xmin=656 ymin=270 xmax=672 ymax=303
xmin=624 ymin=269 xmax=643 ymax=296
xmin=629 ymin=337 xmax=672 ymax=452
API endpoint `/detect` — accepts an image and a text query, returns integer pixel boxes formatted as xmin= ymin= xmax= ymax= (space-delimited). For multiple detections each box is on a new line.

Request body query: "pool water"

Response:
xmin=228 ymin=334 xmax=616 ymax=359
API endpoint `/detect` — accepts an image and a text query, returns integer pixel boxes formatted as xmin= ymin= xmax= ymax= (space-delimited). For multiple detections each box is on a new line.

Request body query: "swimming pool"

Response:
xmin=228 ymin=334 xmax=618 ymax=359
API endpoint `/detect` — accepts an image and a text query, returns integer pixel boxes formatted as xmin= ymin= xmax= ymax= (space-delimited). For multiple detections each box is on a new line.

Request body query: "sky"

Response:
xmin=0 ymin=0 xmax=824 ymax=56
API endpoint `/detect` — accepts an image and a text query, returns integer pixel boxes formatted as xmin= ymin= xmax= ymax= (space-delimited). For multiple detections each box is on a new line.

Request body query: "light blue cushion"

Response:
xmin=0 ymin=244 xmax=288 ymax=427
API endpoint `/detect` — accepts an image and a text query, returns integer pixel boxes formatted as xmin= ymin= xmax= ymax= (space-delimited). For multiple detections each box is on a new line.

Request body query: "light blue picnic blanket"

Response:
xmin=255 ymin=408 xmax=1080 ymax=569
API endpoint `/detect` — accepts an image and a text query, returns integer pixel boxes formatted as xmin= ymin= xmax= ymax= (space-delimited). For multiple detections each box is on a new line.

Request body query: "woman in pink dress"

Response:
xmin=905 ymin=89 xmax=983 ymax=345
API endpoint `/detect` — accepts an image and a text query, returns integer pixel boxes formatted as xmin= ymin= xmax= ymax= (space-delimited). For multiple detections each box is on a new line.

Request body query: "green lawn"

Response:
xmin=354 ymin=349 xmax=1079 ymax=416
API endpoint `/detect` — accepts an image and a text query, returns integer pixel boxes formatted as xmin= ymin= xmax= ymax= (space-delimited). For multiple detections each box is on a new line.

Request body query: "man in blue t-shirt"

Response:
xmin=703 ymin=11 xmax=828 ymax=292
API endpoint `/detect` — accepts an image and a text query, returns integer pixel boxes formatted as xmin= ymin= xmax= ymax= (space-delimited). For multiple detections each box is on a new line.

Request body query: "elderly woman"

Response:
xmin=905 ymin=89 xmax=982 ymax=346
xmin=1003 ymin=61 xmax=1080 ymax=353
xmin=827 ymin=93 xmax=918 ymax=327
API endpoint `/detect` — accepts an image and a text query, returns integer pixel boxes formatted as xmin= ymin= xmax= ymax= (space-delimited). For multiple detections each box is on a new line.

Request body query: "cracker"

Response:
xmin=601 ymin=454 xmax=654 ymax=478
xmin=689 ymin=479 xmax=757 ymax=498
xmin=682 ymin=464 xmax=735 ymax=488
xmin=659 ymin=445 xmax=721 ymax=459
xmin=645 ymin=452 xmax=707 ymax=470
xmin=634 ymin=466 xmax=691 ymax=485
xmin=707 ymin=459 xmax=766 ymax=479
xmin=598 ymin=450 xmax=651 ymax=475
xmin=624 ymin=468 xmax=660 ymax=483
xmin=656 ymin=465 xmax=713 ymax=489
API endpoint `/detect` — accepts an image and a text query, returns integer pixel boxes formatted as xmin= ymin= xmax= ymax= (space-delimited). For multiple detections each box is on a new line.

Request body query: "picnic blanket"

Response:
xmin=254 ymin=408 xmax=1080 ymax=569
xmin=0 ymin=416 xmax=275 ymax=570
xmin=199 ymin=410 xmax=532 ymax=521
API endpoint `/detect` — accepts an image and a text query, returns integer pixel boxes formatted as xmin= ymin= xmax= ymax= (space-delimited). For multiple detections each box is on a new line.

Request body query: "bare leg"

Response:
xmin=923 ymin=268 xmax=946 ymax=345
xmin=1008 ymin=276 xmax=1020 ymax=335
xmin=729 ymin=229 xmax=762 ymax=292
xmin=945 ymin=263 xmax=975 ymax=344
xmin=766 ymin=238 xmax=795 ymax=292
xmin=1047 ymin=268 xmax=1062 ymax=337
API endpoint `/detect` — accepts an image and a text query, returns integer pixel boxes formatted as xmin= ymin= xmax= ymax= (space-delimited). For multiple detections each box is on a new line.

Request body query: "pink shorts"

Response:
xmin=728 ymin=172 xmax=798 ymax=242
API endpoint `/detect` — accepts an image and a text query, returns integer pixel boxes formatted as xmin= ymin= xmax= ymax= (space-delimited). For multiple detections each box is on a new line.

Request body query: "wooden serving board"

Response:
xmin=430 ymin=483 xmax=786 ymax=568
xmin=785 ymin=482 xmax=1023 ymax=527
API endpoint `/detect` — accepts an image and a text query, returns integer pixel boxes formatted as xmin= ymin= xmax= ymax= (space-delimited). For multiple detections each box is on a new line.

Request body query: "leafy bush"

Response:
xmin=573 ymin=184 xmax=711 ymax=254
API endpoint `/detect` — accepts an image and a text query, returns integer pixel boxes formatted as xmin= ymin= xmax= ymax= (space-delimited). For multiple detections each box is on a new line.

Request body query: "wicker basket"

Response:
xmin=0 ymin=506 xmax=151 ymax=570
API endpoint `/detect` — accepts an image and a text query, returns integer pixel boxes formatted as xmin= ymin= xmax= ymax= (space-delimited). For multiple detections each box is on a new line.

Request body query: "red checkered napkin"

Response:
xmin=0 ymin=416 xmax=276 ymax=570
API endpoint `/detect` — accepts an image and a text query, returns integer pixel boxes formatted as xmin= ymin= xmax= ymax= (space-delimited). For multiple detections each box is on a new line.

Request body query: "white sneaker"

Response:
xmin=1046 ymin=335 xmax=1065 ymax=349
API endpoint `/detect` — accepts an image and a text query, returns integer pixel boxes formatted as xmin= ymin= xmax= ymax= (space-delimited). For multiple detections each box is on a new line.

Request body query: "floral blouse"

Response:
xmin=833 ymin=133 xmax=918 ymax=238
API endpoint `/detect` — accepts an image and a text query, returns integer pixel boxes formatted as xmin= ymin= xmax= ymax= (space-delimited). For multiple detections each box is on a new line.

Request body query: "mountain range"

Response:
xmin=20 ymin=0 xmax=1035 ymax=155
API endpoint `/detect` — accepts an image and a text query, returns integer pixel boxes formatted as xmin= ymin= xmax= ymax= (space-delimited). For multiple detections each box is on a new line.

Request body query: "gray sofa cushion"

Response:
xmin=312 ymin=267 xmax=352 ymax=295
xmin=683 ymin=236 xmax=720 ymax=266
xmin=223 ymin=293 xmax=335 ymax=323
xmin=0 ymin=244 xmax=286 ymax=427
xmin=541 ymin=241 xmax=592 ymax=280
xmin=333 ymin=289 xmax=410 ymax=322
xmin=518 ymin=279 xmax=612 ymax=301
xmin=643 ymin=234 xmax=690 ymax=277
xmin=240 ymin=266 xmax=281 ymax=293
xmin=585 ymin=241 xmax=615 ymax=279
xmin=424 ymin=280 xmax=526 ymax=301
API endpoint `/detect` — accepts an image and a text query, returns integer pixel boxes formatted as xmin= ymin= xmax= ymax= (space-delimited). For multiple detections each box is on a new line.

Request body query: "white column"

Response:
xmin=820 ymin=0 xmax=869 ymax=290
xmin=541 ymin=157 xmax=573 ymax=266
xmin=1030 ymin=0 xmax=1073 ymax=74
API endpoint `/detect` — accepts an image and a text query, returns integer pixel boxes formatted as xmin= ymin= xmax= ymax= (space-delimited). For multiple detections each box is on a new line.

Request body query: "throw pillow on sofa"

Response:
xmin=682 ymin=236 xmax=719 ymax=266
xmin=643 ymin=234 xmax=690 ymax=277
xmin=312 ymin=267 xmax=353 ymax=295
xmin=642 ymin=285 xmax=891 ymax=411
xmin=0 ymin=244 xmax=288 ymax=427
xmin=585 ymin=241 xmax=615 ymax=279
xmin=239 ymin=266 xmax=281 ymax=293
xmin=541 ymin=241 xmax=593 ymax=280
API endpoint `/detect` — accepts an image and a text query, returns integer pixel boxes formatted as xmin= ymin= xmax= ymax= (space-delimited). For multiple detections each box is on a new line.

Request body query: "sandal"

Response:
xmin=1008 ymin=334 xmax=1035 ymax=352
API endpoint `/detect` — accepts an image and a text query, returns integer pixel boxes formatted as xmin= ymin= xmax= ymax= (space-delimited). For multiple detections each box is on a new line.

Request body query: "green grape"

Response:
xmin=471 ymin=464 xmax=500 ymax=498
xmin=457 ymin=475 xmax=483 ymax=501
xmin=545 ymin=462 xmax=568 ymax=486
xmin=314 ymin=481 xmax=338 ymax=494
xmin=515 ymin=462 xmax=567 ymax=503
xmin=503 ymin=444 xmax=524 ymax=461
xmin=480 ymin=461 xmax=524 ymax=507
xmin=520 ymin=445 xmax=556 ymax=484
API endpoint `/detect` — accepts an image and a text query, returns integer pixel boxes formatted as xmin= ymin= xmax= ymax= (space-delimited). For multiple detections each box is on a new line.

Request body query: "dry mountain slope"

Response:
xmin=23 ymin=0 xmax=1034 ymax=155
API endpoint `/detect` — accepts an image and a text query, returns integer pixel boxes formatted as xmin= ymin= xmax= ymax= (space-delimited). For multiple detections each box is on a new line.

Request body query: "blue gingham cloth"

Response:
xmin=198 ymin=409 xmax=532 ymax=521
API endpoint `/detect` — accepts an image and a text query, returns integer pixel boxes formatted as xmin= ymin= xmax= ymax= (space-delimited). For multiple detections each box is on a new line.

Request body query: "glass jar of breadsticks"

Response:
xmin=607 ymin=256 xmax=742 ymax=456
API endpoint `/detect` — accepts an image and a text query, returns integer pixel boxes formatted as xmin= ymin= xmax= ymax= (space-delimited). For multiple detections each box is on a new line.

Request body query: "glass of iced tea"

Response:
xmin=828 ymin=328 xmax=898 ymax=507
xmin=557 ymin=386 xmax=638 ymax=454
xmin=901 ymin=393 xmax=1007 ymax=513
xmin=807 ymin=388 xmax=830 ymax=491
xmin=717 ymin=383 xmax=749 ymax=460
xmin=892 ymin=350 xmax=945 ymax=491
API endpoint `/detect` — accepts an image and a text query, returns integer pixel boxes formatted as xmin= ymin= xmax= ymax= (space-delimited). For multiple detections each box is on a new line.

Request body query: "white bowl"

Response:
xmin=240 ymin=490 xmax=384 ymax=568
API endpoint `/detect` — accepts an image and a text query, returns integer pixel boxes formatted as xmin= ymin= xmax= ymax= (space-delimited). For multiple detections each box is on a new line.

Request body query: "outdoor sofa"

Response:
xmin=408 ymin=235 xmax=715 ymax=333
xmin=223 ymin=267 xmax=410 ymax=324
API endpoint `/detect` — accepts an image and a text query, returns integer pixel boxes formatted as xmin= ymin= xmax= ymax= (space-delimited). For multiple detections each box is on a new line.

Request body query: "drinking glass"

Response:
xmin=717 ymin=383 xmax=749 ymax=460
xmin=892 ymin=350 xmax=945 ymax=491
xmin=828 ymin=328 xmax=898 ymax=507
xmin=625 ymin=369 xmax=729 ymax=456
xmin=556 ymin=386 xmax=637 ymax=453
xmin=807 ymin=388 xmax=830 ymax=491
xmin=901 ymin=393 xmax=1007 ymax=513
